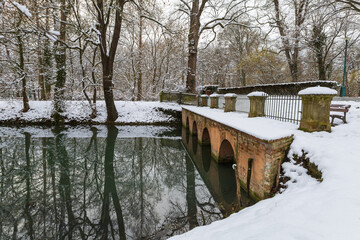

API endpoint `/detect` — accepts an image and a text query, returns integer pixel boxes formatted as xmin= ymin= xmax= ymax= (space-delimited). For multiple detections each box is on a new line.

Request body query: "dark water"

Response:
xmin=0 ymin=126 xmax=253 ymax=239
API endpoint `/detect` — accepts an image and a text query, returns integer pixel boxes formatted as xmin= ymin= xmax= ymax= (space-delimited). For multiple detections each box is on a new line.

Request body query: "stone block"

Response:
xmin=210 ymin=94 xmax=219 ymax=108
xmin=224 ymin=93 xmax=237 ymax=112
xmin=298 ymin=86 xmax=337 ymax=132
xmin=200 ymin=95 xmax=208 ymax=107
xmin=247 ymin=91 xmax=268 ymax=118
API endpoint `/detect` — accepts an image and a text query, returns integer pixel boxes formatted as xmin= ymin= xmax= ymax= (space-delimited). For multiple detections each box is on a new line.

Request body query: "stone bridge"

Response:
xmin=182 ymin=108 xmax=293 ymax=200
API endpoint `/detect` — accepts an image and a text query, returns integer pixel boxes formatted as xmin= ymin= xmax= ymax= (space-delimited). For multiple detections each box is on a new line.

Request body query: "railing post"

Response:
xmin=210 ymin=93 xmax=219 ymax=108
xmin=178 ymin=92 xmax=182 ymax=104
xmin=247 ymin=91 xmax=268 ymax=118
xmin=224 ymin=93 xmax=237 ymax=112
xmin=200 ymin=94 xmax=208 ymax=107
xmin=298 ymin=86 xmax=337 ymax=132
xmin=159 ymin=91 xmax=164 ymax=102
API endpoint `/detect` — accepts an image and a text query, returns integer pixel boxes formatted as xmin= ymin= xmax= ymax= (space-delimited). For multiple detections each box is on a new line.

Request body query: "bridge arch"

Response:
xmin=219 ymin=139 xmax=235 ymax=163
xmin=192 ymin=121 xmax=198 ymax=136
xmin=201 ymin=128 xmax=211 ymax=146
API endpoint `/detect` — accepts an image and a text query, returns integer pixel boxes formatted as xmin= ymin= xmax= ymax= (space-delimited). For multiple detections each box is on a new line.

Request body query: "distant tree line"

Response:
xmin=0 ymin=0 xmax=359 ymax=122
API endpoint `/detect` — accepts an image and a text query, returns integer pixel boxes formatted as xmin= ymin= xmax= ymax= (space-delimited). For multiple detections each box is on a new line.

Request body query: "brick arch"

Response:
xmin=192 ymin=120 xmax=198 ymax=136
xmin=201 ymin=128 xmax=211 ymax=145
xmin=219 ymin=139 xmax=235 ymax=163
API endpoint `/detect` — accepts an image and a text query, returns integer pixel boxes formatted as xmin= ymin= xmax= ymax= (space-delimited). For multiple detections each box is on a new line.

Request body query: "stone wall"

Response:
xmin=218 ymin=81 xmax=338 ymax=95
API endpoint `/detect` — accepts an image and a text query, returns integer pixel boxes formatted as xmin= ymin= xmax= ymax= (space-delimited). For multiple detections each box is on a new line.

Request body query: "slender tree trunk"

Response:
xmin=186 ymin=0 xmax=201 ymax=93
xmin=35 ymin=0 xmax=46 ymax=100
xmin=136 ymin=4 xmax=143 ymax=101
xmin=95 ymin=0 xmax=126 ymax=122
xmin=53 ymin=0 xmax=69 ymax=123
xmin=18 ymin=35 xmax=30 ymax=112
xmin=44 ymin=4 xmax=52 ymax=100
xmin=91 ymin=47 xmax=98 ymax=104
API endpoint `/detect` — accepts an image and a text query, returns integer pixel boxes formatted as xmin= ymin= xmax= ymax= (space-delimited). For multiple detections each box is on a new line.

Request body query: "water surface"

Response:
xmin=0 ymin=126 xmax=253 ymax=239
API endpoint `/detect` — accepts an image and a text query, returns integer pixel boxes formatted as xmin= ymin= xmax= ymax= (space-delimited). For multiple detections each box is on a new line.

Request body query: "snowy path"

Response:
xmin=171 ymin=101 xmax=360 ymax=240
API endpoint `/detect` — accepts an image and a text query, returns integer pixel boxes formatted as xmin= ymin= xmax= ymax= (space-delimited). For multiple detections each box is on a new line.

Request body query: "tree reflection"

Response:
xmin=0 ymin=126 xmax=230 ymax=239
xmin=98 ymin=125 xmax=126 ymax=239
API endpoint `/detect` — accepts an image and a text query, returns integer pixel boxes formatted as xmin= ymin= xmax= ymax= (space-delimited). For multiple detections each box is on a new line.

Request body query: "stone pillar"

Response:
xmin=224 ymin=93 xmax=237 ymax=112
xmin=210 ymin=93 xmax=219 ymax=108
xmin=298 ymin=86 xmax=337 ymax=132
xmin=200 ymin=95 xmax=208 ymax=107
xmin=247 ymin=91 xmax=268 ymax=118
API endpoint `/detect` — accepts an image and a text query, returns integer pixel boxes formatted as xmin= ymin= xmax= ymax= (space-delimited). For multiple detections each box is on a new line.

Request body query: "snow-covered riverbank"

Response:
xmin=171 ymin=100 xmax=360 ymax=240
xmin=0 ymin=100 xmax=181 ymax=125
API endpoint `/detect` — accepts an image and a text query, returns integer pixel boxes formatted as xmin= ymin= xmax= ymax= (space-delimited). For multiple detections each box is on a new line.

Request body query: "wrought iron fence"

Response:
xmin=265 ymin=94 xmax=302 ymax=124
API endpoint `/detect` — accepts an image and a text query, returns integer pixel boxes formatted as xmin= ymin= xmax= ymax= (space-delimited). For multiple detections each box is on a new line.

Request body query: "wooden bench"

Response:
xmin=330 ymin=104 xmax=351 ymax=124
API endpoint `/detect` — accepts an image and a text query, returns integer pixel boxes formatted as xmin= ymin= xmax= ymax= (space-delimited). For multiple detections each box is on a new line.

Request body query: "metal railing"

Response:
xmin=265 ymin=95 xmax=302 ymax=124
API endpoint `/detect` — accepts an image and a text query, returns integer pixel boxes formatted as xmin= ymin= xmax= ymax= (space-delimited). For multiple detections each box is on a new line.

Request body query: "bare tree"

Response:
xmin=91 ymin=0 xmax=127 ymax=122
xmin=179 ymin=0 xmax=246 ymax=93
xmin=272 ymin=0 xmax=310 ymax=82
xmin=336 ymin=0 xmax=360 ymax=12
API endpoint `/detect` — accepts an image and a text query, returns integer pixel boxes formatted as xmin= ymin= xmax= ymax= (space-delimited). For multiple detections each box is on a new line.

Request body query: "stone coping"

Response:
xmin=247 ymin=91 xmax=269 ymax=97
xmin=182 ymin=106 xmax=295 ymax=141
xmin=298 ymin=86 xmax=337 ymax=95
xmin=224 ymin=93 xmax=237 ymax=98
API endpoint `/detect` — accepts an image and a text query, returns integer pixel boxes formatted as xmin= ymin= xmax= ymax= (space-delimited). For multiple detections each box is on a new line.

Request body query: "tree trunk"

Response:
xmin=102 ymin=60 xmax=118 ymax=122
xmin=43 ymin=4 xmax=52 ymax=100
xmin=136 ymin=4 xmax=143 ymax=101
xmin=53 ymin=0 xmax=68 ymax=123
xmin=95 ymin=0 xmax=126 ymax=122
xmin=35 ymin=0 xmax=46 ymax=100
xmin=18 ymin=35 xmax=30 ymax=112
xmin=186 ymin=0 xmax=201 ymax=93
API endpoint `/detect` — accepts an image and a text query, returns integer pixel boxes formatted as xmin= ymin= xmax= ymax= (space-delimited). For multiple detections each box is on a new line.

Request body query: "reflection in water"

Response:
xmin=181 ymin=127 xmax=255 ymax=217
xmin=0 ymin=126 xmax=254 ymax=239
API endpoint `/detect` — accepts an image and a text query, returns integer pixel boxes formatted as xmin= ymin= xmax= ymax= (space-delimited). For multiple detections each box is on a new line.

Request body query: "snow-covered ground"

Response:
xmin=171 ymin=100 xmax=360 ymax=240
xmin=0 ymin=100 xmax=181 ymax=124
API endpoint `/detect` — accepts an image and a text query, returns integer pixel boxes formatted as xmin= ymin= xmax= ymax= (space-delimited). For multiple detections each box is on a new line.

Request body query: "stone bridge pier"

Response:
xmin=182 ymin=108 xmax=293 ymax=200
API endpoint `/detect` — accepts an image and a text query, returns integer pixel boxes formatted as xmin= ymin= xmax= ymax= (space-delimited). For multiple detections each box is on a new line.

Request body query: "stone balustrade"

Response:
xmin=247 ymin=91 xmax=268 ymax=118
xmin=298 ymin=86 xmax=337 ymax=132
xmin=224 ymin=93 xmax=237 ymax=112
xmin=210 ymin=93 xmax=219 ymax=108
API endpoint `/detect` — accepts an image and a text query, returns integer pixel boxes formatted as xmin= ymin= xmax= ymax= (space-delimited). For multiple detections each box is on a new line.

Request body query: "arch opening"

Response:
xmin=201 ymin=128 xmax=211 ymax=146
xmin=219 ymin=140 xmax=235 ymax=163
xmin=186 ymin=117 xmax=189 ymax=129
xmin=192 ymin=121 xmax=198 ymax=136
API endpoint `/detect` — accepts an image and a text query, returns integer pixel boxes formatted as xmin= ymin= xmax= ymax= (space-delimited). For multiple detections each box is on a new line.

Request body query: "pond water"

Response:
xmin=0 ymin=125 xmax=254 ymax=239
